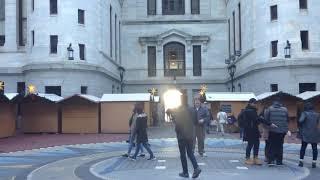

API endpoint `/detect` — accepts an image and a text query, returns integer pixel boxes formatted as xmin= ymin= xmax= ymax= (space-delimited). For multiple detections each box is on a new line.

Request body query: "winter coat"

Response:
xmin=265 ymin=102 xmax=289 ymax=134
xmin=135 ymin=113 xmax=149 ymax=144
xmin=217 ymin=111 xmax=228 ymax=124
xmin=298 ymin=110 xmax=320 ymax=143
xmin=240 ymin=105 xmax=271 ymax=142
xmin=193 ymin=106 xmax=210 ymax=127
xmin=171 ymin=106 xmax=196 ymax=141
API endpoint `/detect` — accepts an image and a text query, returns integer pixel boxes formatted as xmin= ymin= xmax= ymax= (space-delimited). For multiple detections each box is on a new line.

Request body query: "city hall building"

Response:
xmin=0 ymin=0 xmax=319 ymax=105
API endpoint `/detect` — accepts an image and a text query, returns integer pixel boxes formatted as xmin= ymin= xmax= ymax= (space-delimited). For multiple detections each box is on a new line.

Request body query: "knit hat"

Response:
xmin=248 ymin=98 xmax=257 ymax=104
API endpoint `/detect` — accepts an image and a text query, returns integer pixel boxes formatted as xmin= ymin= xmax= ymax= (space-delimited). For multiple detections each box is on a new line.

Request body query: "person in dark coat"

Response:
xmin=264 ymin=98 xmax=290 ymax=166
xmin=298 ymin=102 xmax=320 ymax=168
xmin=130 ymin=103 xmax=155 ymax=161
xmin=238 ymin=98 xmax=276 ymax=165
xmin=192 ymin=95 xmax=210 ymax=157
xmin=167 ymin=104 xmax=202 ymax=178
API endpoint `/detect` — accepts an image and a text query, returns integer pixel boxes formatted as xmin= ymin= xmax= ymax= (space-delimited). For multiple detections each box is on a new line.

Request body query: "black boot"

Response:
xmin=179 ymin=172 xmax=189 ymax=178
xmin=298 ymin=160 xmax=303 ymax=167
xmin=192 ymin=168 xmax=202 ymax=178
xmin=312 ymin=162 xmax=316 ymax=168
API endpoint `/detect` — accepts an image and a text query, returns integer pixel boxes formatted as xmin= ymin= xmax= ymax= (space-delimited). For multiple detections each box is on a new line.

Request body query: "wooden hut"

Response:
xmin=100 ymin=93 xmax=152 ymax=133
xmin=0 ymin=93 xmax=18 ymax=138
xmin=58 ymin=94 xmax=100 ymax=134
xmin=17 ymin=93 xmax=63 ymax=133
xmin=256 ymin=91 xmax=303 ymax=132
xmin=205 ymin=92 xmax=256 ymax=118
xmin=297 ymin=91 xmax=320 ymax=112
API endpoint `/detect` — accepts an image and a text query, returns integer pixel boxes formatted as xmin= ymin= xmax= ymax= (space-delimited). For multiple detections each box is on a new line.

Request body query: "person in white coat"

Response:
xmin=217 ymin=108 xmax=228 ymax=136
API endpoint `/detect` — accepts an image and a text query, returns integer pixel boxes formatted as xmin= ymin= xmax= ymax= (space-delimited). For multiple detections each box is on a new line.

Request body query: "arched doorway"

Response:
xmin=163 ymin=42 xmax=186 ymax=77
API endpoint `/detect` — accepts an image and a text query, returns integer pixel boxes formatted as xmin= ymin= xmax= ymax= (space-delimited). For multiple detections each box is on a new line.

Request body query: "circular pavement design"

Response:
xmin=0 ymin=138 xmax=314 ymax=180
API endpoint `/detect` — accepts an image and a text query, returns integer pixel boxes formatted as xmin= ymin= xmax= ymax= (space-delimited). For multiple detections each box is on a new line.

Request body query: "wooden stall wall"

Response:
xmin=211 ymin=101 xmax=248 ymax=119
xmin=21 ymin=103 xmax=59 ymax=133
xmin=101 ymin=102 xmax=150 ymax=133
xmin=0 ymin=103 xmax=16 ymax=138
xmin=61 ymin=98 xmax=99 ymax=134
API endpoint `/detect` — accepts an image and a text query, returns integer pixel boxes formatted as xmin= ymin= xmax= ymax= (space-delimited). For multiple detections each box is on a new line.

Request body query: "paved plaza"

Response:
xmin=0 ymin=126 xmax=319 ymax=180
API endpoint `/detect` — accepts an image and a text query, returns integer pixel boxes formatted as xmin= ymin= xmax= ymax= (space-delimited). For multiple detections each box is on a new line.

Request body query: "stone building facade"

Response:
xmin=0 ymin=0 xmax=319 ymax=105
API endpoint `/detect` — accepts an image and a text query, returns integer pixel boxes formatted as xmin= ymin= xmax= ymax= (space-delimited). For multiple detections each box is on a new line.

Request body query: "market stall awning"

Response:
xmin=100 ymin=93 xmax=151 ymax=102
xmin=297 ymin=91 xmax=320 ymax=101
xmin=256 ymin=91 xmax=302 ymax=101
xmin=205 ymin=92 xmax=256 ymax=102
xmin=58 ymin=94 xmax=100 ymax=103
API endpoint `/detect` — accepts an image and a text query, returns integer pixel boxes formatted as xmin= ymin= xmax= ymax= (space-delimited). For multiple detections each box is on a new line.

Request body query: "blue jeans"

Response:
xmin=127 ymin=132 xmax=144 ymax=155
xmin=133 ymin=142 xmax=153 ymax=158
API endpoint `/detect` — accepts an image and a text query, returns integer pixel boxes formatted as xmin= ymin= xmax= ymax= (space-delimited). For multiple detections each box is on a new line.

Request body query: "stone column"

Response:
xmin=4 ymin=0 xmax=17 ymax=51
xmin=156 ymin=0 xmax=162 ymax=15
xmin=185 ymin=0 xmax=191 ymax=14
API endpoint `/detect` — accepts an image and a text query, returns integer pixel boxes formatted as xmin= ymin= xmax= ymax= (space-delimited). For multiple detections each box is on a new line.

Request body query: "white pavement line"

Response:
xmin=230 ymin=160 xmax=240 ymax=163
xmin=0 ymin=165 xmax=33 ymax=169
xmin=198 ymin=163 xmax=206 ymax=166
xmin=158 ymin=160 xmax=166 ymax=163
xmin=236 ymin=166 xmax=248 ymax=170
xmin=155 ymin=166 xmax=166 ymax=170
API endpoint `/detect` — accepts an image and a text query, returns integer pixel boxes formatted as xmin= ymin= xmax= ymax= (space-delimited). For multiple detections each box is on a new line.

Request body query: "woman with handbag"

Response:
xmin=298 ymin=102 xmax=320 ymax=168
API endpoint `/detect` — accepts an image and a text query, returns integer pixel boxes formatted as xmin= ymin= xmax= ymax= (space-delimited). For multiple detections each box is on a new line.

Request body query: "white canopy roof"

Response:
xmin=4 ymin=93 xmax=19 ymax=100
xmin=256 ymin=91 xmax=301 ymax=101
xmin=205 ymin=92 xmax=256 ymax=102
xmin=37 ymin=93 xmax=64 ymax=102
xmin=100 ymin=93 xmax=151 ymax=102
xmin=58 ymin=94 xmax=100 ymax=103
xmin=297 ymin=91 xmax=320 ymax=101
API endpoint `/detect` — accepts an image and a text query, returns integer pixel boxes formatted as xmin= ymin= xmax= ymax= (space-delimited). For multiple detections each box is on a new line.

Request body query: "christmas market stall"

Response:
xmin=256 ymin=91 xmax=303 ymax=132
xmin=297 ymin=91 xmax=320 ymax=113
xmin=0 ymin=93 xmax=18 ymax=138
xmin=16 ymin=93 xmax=63 ymax=133
xmin=100 ymin=93 xmax=152 ymax=133
xmin=58 ymin=94 xmax=100 ymax=134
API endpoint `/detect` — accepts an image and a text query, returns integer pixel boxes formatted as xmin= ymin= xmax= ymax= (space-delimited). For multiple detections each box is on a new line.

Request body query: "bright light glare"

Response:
xmin=163 ymin=89 xmax=182 ymax=109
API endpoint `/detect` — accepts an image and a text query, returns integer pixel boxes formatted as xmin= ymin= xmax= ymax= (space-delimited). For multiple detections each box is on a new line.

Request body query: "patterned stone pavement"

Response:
xmin=0 ymin=138 xmax=319 ymax=180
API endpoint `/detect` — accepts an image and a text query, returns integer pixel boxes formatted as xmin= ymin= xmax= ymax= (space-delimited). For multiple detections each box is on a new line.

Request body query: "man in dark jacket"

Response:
xmin=239 ymin=98 xmax=276 ymax=165
xmin=192 ymin=95 xmax=210 ymax=157
xmin=265 ymin=98 xmax=290 ymax=166
xmin=167 ymin=105 xmax=202 ymax=178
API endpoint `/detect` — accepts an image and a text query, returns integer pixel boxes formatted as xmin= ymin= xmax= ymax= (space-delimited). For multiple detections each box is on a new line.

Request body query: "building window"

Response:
xmin=45 ymin=86 xmax=61 ymax=96
xmin=299 ymin=83 xmax=316 ymax=93
xmin=193 ymin=45 xmax=201 ymax=76
xmin=32 ymin=0 xmax=34 ymax=11
xmin=110 ymin=6 xmax=112 ymax=57
xmin=78 ymin=9 xmax=85 ymax=24
xmin=79 ymin=44 xmax=85 ymax=60
xmin=299 ymin=0 xmax=307 ymax=9
xmin=270 ymin=5 xmax=277 ymax=21
xmin=17 ymin=82 xmax=26 ymax=95
xmin=228 ymin=19 xmax=231 ymax=56
xmin=147 ymin=0 xmax=156 ymax=15
xmin=148 ymin=46 xmax=157 ymax=77
xmin=112 ymin=85 xmax=115 ymax=94
xmin=50 ymin=35 xmax=58 ymax=54
xmin=271 ymin=40 xmax=278 ymax=57
xmin=164 ymin=42 xmax=185 ymax=76
xmin=115 ymin=14 xmax=117 ymax=61
xmin=18 ymin=0 xmax=26 ymax=46
xmin=238 ymin=3 xmax=242 ymax=51
xmin=162 ymin=0 xmax=185 ymax=15
xmin=81 ymin=86 xmax=87 ymax=94
xmin=232 ymin=11 xmax=236 ymax=55
xmin=50 ymin=0 xmax=58 ymax=15
xmin=270 ymin=84 xmax=278 ymax=92
xmin=31 ymin=30 xmax=34 ymax=46
xmin=0 ymin=36 xmax=4 ymax=46
xmin=191 ymin=0 xmax=200 ymax=14
xmin=300 ymin=30 xmax=309 ymax=50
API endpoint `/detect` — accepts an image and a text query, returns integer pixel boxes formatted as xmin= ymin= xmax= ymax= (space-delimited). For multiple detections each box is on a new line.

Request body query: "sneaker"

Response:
xmin=268 ymin=161 xmax=276 ymax=167
xmin=276 ymin=161 xmax=284 ymax=166
xmin=298 ymin=161 xmax=303 ymax=167
xmin=192 ymin=168 xmax=202 ymax=178
xmin=129 ymin=156 xmax=136 ymax=161
xmin=121 ymin=153 xmax=129 ymax=158
xmin=245 ymin=158 xmax=254 ymax=165
xmin=179 ymin=172 xmax=189 ymax=178
xmin=312 ymin=162 xmax=316 ymax=168
xmin=138 ymin=154 xmax=145 ymax=158
xmin=147 ymin=156 xmax=156 ymax=160
xmin=254 ymin=157 xmax=262 ymax=166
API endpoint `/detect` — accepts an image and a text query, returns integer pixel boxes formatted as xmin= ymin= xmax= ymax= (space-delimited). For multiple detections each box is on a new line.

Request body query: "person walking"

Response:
xmin=192 ymin=95 xmax=210 ymax=157
xmin=260 ymin=107 xmax=270 ymax=163
xmin=217 ymin=108 xmax=228 ymax=136
xmin=238 ymin=98 xmax=276 ymax=165
xmin=265 ymin=98 xmax=290 ymax=166
xmin=298 ymin=102 xmax=320 ymax=168
xmin=167 ymin=105 xmax=202 ymax=178
xmin=122 ymin=104 xmax=145 ymax=158
xmin=130 ymin=103 xmax=155 ymax=161
xmin=204 ymin=102 xmax=213 ymax=134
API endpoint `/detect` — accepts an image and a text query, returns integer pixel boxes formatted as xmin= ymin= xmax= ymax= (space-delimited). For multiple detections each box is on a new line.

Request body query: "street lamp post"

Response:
xmin=225 ymin=50 xmax=241 ymax=92
xmin=118 ymin=66 xmax=125 ymax=94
